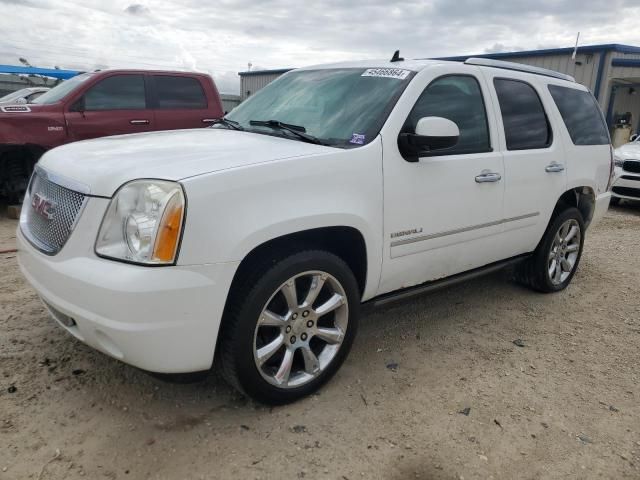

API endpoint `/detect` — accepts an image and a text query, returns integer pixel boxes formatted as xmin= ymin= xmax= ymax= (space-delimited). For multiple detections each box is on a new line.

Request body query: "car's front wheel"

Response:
xmin=218 ymin=250 xmax=360 ymax=404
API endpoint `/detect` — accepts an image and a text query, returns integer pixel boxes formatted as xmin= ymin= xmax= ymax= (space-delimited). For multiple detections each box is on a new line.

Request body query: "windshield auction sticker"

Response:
xmin=361 ymin=68 xmax=411 ymax=80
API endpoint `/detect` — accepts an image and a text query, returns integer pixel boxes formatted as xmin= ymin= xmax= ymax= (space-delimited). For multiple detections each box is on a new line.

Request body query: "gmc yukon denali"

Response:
xmin=0 ymin=69 xmax=223 ymax=201
xmin=17 ymin=57 xmax=613 ymax=404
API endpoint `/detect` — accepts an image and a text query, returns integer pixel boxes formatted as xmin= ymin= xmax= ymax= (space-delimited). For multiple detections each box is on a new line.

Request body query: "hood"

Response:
xmin=615 ymin=142 xmax=640 ymax=160
xmin=39 ymin=128 xmax=335 ymax=196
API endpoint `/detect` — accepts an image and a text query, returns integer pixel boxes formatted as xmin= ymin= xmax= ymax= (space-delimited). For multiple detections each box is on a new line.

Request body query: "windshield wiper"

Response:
xmin=249 ymin=119 xmax=325 ymax=145
xmin=210 ymin=118 xmax=244 ymax=130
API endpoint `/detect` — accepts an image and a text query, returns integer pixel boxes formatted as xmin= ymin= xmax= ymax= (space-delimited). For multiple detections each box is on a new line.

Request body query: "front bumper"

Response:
xmin=17 ymin=203 xmax=238 ymax=373
xmin=611 ymin=168 xmax=640 ymax=200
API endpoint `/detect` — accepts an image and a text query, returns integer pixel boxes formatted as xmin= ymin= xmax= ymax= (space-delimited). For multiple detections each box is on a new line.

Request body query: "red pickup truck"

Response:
xmin=0 ymin=69 xmax=224 ymax=201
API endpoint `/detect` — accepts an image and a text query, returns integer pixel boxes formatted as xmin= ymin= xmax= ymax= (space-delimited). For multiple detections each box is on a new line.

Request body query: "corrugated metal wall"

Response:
xmin=220 ymin=94 xmax=241 ymax=113
xmin=497 ymin=52 xmax=602 ymax=93
xmin=240 ymin=73 xmax=286 ymax=101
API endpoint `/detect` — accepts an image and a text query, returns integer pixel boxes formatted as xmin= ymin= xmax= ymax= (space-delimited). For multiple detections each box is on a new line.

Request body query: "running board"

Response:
xmin=366 ymin=254 xmax=530 ymax=309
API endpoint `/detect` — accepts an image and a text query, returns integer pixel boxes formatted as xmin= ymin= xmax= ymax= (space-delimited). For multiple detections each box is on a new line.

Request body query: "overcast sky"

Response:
xmin=1 ymin=0 xmax=639 ymax=93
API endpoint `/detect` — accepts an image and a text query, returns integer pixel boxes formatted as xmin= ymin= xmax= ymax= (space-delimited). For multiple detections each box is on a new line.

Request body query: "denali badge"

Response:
xmin=31 ymin=192 xmax=56 ymax=220
xmin=391 ymin=227 xmax=423 ymax=239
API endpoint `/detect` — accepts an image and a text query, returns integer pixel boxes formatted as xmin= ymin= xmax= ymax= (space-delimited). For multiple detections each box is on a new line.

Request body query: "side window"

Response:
xmin=548 ymin=85 xmax=609 ymax=145
xmin=403 ymin=75 xmax=491 ymax=155
xmin=153 ymin=76 xmax=208 ymax=109
xmin=493 ymin=78 xmax=551 ymax=150
xmin=84 ymin=75 xmax=146 ymax=111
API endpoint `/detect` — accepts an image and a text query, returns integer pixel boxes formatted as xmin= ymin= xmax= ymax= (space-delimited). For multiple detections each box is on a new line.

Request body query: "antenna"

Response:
xmin=572 ymin=32 xmax=580 ymax=60
xmin=390 ymin=50 xmax=404 ymax=62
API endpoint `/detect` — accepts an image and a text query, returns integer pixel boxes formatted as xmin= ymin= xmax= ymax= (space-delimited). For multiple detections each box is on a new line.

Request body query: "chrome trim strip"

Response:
xmin=35 ymin=165 xmax=91 ymax=195
xmin=390 ymin=212 xmax=540 ymax=248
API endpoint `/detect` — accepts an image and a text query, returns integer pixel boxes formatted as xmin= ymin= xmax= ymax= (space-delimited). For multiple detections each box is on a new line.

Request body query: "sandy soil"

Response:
xmin=1 ymin=203 xmax=639 ymax=480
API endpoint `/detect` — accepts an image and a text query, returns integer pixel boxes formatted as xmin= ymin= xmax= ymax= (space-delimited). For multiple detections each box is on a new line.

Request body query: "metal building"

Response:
xmin=238 ymin=68 xmax=293 ymax=101
xmin=219 ymin=93 xmax=241 ymax=113
xmin=238 ymin=44 xmax=640 ymax=144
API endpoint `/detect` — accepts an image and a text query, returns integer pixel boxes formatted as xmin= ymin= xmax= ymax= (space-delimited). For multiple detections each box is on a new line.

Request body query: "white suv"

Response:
xmin=17 ymin=57 xmax=613 ymax=404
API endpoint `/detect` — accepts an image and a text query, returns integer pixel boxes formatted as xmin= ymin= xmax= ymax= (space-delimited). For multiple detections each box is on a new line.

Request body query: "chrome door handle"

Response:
xmin=202 ymin=118 xmax=217 ymax=123
xmin=130 ymin=119 xmax=150 ymax=125
xmin=475 ymin=170 xmax=502 ymax=183
xmin=545 ymin=162 xmax=565 ymax=173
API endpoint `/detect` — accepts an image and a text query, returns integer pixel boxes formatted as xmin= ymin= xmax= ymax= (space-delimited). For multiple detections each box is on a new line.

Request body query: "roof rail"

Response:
xmin=464 ymin=57 xmax=575 ymax=82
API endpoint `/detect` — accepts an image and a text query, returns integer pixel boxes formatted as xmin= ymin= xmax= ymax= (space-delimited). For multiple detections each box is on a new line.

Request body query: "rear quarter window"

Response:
xmin=548 ymin=85 xmax=610 ymax=145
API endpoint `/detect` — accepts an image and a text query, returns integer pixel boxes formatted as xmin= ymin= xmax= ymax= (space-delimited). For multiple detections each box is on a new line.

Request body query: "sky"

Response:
xmin=1 ymin=0 xmax=640 ymax=94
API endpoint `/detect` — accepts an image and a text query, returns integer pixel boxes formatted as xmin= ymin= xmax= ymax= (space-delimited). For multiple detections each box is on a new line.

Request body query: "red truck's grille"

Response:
xmin=21 ymin=167 xmax=87 ymax=255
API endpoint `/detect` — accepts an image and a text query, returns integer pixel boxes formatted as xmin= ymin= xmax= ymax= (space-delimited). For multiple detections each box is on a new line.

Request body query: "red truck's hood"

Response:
xmin=38 ymin=128 xmax=335 ymax=197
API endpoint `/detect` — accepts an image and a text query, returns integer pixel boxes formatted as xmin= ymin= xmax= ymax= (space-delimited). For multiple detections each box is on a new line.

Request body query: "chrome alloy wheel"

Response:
xmin=253 ymin=271 xmax=349 ymax=389
xmin=548 ymin=218 xmax=581 ymax=285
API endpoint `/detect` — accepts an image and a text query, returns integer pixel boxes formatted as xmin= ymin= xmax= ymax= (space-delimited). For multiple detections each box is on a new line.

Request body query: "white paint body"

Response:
xmin=612 ymin=140 xmax=640 ymax=201
xmin=18 ymin=59 xmax=612 ymax=373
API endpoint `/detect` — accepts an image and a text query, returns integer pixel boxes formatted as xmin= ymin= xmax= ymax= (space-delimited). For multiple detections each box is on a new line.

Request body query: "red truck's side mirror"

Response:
xmin=69 ymin=97 xmax=85 ymax=113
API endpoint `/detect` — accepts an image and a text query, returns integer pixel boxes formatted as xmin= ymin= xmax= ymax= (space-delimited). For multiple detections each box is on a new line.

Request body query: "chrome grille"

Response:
xmin=21 ymin=167 xmax=87 ymax=255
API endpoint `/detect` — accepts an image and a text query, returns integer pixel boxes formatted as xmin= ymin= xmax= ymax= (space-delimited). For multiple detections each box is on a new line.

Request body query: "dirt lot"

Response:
xmin=1 ymin=204 xmax=639 ymax=480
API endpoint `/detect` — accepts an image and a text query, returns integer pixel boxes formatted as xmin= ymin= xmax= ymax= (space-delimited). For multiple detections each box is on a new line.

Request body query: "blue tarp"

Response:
xmin=0 ymin=64 xmax=80 ymax=80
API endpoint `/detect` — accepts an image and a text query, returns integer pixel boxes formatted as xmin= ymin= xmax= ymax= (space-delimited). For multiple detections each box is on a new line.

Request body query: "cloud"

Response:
xmin=1 ymin=0 xmax=640 ymax=94
xmin=124 ymin=4 xmax=150 ymax=15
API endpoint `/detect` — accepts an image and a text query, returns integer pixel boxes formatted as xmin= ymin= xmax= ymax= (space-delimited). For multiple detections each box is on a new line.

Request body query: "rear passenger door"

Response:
xmin=149 ymin=75 xmax=213 ymax=131
xmin=481 ymin=71 xmax=567 ymax=257
xmin=65 ymin=73 xmax=154 ymax=141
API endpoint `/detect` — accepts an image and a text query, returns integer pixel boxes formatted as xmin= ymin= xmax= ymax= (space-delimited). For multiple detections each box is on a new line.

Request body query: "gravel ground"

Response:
xmin=1 ymin=203 xmax=639 ymax=480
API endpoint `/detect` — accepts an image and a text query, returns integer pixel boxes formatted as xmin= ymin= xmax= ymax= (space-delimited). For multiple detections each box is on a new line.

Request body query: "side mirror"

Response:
xmin=398 ymin=116 xmax=460 ymax=162
xmin=69 ymin=97 xmax=85 ymax=113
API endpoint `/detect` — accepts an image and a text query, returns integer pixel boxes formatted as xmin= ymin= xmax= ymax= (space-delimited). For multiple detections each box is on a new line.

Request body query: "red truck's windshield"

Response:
xmin=32 ymin=73 xmax=93 ymax=105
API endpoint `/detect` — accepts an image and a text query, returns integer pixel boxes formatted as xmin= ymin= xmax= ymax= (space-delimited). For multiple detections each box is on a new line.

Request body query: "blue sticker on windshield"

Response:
xmin=350 ymin=133 xmax=366 ymax=145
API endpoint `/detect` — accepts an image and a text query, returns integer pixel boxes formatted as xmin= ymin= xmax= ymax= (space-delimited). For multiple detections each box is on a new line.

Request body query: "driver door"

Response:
xmin=378 ymin=67 xmax=506 ymax=295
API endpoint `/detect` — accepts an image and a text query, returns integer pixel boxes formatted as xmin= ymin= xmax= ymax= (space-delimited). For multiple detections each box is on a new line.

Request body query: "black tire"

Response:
xmin=218 ymin=249 xmax=360 ymax=405
xmin=610 ymin=196 xmax=621 ymax=206
xmin=518 ymin=207 xmax=585 ymax=293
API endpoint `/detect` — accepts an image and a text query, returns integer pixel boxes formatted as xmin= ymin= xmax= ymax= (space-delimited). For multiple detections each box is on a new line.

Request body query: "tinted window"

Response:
xmin=84 ymin=75 xmax=146 ymax=111
xmin=403 ymin=75 xmax=490 ymax=155
xmin=548 ymin=85 xmax=609 ymax=145
xmin=154 ymin=76 xmax=207 ymax=109
xmin=494 ymin=79 xmax=551 ymax=150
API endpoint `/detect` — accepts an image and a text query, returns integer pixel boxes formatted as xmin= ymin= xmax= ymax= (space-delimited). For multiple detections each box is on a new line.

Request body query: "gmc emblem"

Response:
xmin=31 ymin=192 xmax=56 ymax=220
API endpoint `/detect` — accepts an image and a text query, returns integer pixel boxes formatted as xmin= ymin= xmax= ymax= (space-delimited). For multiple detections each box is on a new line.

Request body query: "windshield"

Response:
xmin=0 ymin=88 xmax=31 ymax=103
xmin=226 ymin=68 xmax=414 ymax=147
xmin=32 ymin=73 xmax=93 ymax=105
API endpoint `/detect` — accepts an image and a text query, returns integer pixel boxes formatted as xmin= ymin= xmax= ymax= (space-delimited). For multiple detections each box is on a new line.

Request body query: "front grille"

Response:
xmin=21 ymin=167 xmax=86 ymax=255
xmin=621 ymin=175 xmax=640 ymax=181
xmin=612 ymin=186 xmax=640 ymax=198
xmin=623 ymin=160 xmax=640 ymax=174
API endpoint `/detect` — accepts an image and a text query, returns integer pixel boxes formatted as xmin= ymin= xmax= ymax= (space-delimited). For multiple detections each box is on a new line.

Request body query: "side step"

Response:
xmin=366 ymin=254 xmax=530 ymax=308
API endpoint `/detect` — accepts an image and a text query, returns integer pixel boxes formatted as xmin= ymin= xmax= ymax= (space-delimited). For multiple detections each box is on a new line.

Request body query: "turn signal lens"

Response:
xmin=152 ymin=193 xmax=184 ymax=263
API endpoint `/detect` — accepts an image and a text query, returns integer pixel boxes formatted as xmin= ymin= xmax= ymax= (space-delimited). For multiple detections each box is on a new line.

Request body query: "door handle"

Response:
xmin=475 ymin=170 xmax=502 ymax=183
xmin=545 ymin=162 xmax=565 ymax=173
xmin=130 ymin=119 xmax=150 ymax=125
xmin=202 ymin=118 xmax=217 ymax=123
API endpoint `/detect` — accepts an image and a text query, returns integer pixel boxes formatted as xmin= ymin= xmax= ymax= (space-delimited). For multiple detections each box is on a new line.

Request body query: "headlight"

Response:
xmin=614 ymin=155 xmax=625 ymax=167
xmin=95 ymin=180 xmax=185 ymax=265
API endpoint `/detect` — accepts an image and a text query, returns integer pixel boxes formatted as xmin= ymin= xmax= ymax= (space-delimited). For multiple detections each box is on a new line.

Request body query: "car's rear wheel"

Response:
xmin=218 ymin=250 xmax=360 ymax=404
xmin=519 ymin=207 xmax=585 ymax=293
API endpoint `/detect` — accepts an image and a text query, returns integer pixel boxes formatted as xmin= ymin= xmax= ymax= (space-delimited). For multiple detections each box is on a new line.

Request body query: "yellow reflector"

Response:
xmin=152 ymin=194 xmax=184 ymax=263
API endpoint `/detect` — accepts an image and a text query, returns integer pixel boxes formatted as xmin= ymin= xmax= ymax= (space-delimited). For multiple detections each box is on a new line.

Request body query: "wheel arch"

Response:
xmin=553 ymin=186 xmax=596 ymax=228
xmin=229 ymin=226 xmax=369 ymax=299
